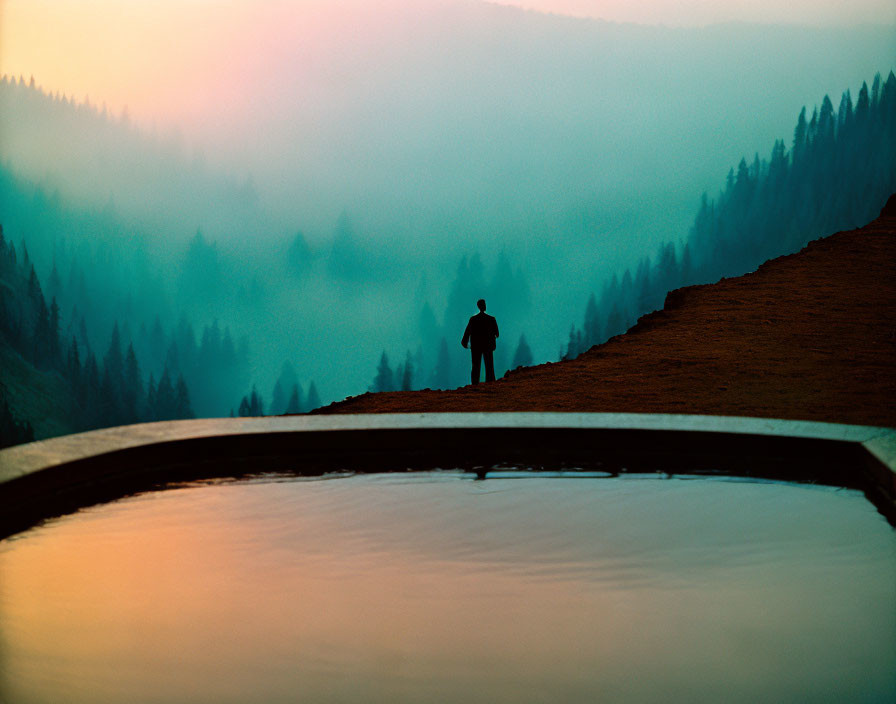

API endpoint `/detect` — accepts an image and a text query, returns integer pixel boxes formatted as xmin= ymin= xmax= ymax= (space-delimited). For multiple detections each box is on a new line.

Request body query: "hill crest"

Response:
xmin=316 ymin=199 xmax=896 ymax=427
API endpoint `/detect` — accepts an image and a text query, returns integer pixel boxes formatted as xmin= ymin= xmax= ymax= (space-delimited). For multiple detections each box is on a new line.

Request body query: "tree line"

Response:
xmin=563 ymin=71 xmax=896 ymax=360
xmin=0 ymin=223 xmax=325 ymax=447
xmin=235 ymin=362 xmax=321 ymax=417
xmin=0 ymin=225 xmax=194 ymax=443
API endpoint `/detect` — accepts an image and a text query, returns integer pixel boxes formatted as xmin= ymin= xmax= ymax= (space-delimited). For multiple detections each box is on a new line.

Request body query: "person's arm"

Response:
xmin=461 ymin=320 xmax=471 ymax=348
xmin=494 ymin=318 xmax=499 ymax=339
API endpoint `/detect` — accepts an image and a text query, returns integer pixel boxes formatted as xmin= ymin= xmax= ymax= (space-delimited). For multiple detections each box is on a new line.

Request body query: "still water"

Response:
xmin=0 ymin=472 xmax=894 ymax=703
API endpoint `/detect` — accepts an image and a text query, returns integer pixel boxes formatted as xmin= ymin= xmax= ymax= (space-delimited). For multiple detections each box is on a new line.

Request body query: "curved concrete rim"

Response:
xmin=1 ymin=412 xmax=894 ymax=536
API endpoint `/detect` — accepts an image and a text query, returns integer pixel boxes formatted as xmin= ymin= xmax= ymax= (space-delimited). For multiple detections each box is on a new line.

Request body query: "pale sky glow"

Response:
xmin=492 ymin=0 xmax=896 ymax=27
xmin=1 ymin=0 xmax=894 ymax=128
xmin=0 ymin=0 xmax=278 ymax=125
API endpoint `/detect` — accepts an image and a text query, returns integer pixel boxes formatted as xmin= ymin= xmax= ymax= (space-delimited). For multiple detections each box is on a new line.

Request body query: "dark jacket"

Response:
xmin=462 ymin=312 xmax=499 ymax=351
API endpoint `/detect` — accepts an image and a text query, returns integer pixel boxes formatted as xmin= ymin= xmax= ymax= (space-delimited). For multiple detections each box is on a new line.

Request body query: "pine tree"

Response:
xmin=562 ymin=325 xmax=581 ymax=360
xmin=372 ymin=351 xmax=394 ymax=392
xmin=287 ymin=231 xmax=313 ymax=276
xmin=48 ymin=261 xmax=62 ymax=302
xmin=285 ymin=383 xmax=302 ymax=414
xmin=31 ymin=292 xmax=50 ymax=366
xmin=432 ymin=337 xmax=453 ymax=390
xmin=122 ymin=343 xmax=143 ymax=424
xmin=871 ymin=73 xmax=881 ymax=107
xmin=164 ymin=340 xmax=180 ymax=376
xmin=512 ymin=334 xmax=533 ymax=369
xmin=48 ymin=297 xmax=61 ymax=366
xmin=305 ymin=382 xmax=321 ymax=411
xmin=146 ymin=373 xmax=157 ymax=422
xmin=98 ymin=323 xmax=125 ymax=425
xmin=248 ymin=385 xmax=263 ymax=416
xmin=66 ymin=335 xmax=82 ymax=401
xmin=83 ymin=350 xmax=101 ymax=429
xmin=414 ymin=346 xmax=426 ymax=387
xmin=400 ymin=350 xmax=414 ymax=391
xmin=271 ymin=379 xmax=286 ymax=416
xmin=656 ymin=242 xmax=679 ymax=302
xmin=583 ymin=293 xmax=599 ymax=347
xmin=605 ymin=304 xmax=625 ymax=339
xmin=837 ymin=91 xmax=853 ymax=135
xmin=155 ymin=367 xmax=176 ymax=420
xmin=680 ymin=243 xmax=695 ymax=287
xmin=104 ymin=323 xmax=124 ymax=385
xmin=149 ymin=315 xmax=166 ymax=368
xmin=174 ymin=374 xmax=194 ymax=419
xmin=0 ymin=390 xmax=34 ymax=449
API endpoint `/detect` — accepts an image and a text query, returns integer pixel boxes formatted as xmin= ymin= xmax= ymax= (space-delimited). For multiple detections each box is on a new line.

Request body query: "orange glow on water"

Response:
xmin=1 ymin=475 xmax=894 ymax=703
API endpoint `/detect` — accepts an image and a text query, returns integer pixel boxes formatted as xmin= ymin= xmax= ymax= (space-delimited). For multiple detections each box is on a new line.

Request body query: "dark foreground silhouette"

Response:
xmin=462 ymin=299 xmax=500 ymax=385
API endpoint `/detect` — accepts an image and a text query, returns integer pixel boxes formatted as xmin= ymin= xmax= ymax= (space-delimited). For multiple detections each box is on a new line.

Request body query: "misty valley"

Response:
xmin=0 ymin=2 xmax=894 ymax=444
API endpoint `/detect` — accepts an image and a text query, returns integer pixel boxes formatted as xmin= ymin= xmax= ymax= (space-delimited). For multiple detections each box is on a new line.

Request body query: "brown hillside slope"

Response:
xmin=317 ymin=199 xmax=896 ymax=427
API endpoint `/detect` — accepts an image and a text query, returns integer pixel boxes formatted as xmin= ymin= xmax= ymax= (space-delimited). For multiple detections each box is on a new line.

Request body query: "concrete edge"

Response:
xmin=860 ymin=430 xmax=896 ymax=517
xmin=2 ymin=412 xmax=891 ymax=479
xmin=0 ymin=413 xmax=893 ymax=536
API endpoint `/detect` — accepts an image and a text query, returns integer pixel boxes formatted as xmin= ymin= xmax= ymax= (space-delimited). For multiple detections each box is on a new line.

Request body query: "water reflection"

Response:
xmin=1 ymin=473 xmax=894 ymax=703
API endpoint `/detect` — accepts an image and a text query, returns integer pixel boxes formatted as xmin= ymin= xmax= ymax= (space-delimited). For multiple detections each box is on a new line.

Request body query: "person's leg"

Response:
xmin=484 ymin=349 xmax=495 ymax=382
xmin=471 ymin=349 xmax=482 ymax=385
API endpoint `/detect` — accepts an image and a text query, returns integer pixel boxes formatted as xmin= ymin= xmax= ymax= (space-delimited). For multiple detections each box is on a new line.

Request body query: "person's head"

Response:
xmin=477 ymin=299 xmax=486 ymax=312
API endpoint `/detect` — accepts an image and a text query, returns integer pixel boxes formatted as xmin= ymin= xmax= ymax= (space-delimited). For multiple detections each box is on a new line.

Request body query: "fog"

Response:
xmin=1 ymin=1 xmax=893 ymax=412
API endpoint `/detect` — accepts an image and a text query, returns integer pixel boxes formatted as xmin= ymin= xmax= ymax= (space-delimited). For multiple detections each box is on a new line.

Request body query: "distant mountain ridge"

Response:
xmin=0 ymin=75 xmax=265 ymax=244
xmin=2 ymin=8 xmax=893 ymax=244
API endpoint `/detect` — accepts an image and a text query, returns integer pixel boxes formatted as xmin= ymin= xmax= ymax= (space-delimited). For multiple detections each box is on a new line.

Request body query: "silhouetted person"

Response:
xmin=461 ymin=299 xmax=499 ymax=384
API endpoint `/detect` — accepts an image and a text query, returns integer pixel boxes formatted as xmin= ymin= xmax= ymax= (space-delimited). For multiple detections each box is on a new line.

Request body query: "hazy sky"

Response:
xmin=493 ymin=0 xmax=896 ymax=26
xmin=2 ymin=0 xmax=894 ymax=128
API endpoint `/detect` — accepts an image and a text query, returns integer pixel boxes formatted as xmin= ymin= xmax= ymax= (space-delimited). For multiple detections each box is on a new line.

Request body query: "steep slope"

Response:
xmin=317 ymin=198 xmax=896 ymax=427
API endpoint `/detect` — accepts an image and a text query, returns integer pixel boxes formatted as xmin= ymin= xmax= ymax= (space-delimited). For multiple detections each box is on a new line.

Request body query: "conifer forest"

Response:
xmin=0 ymin=4 xmax=893 ymax=446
